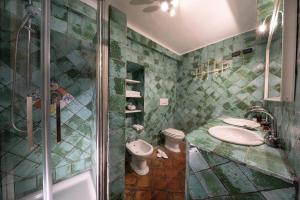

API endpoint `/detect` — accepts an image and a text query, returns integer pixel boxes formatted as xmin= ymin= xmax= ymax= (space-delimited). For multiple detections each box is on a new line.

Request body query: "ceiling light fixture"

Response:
xmin=160 ymin=0 xmax=179 ymax=16
xmin=160 ymin=1 xmax=169 ymax=12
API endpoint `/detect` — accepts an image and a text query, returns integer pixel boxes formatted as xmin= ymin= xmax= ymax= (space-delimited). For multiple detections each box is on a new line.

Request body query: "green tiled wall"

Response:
xmin=125 ymin=28 xmax=180 ymax=146
xmin=188 ymin=146 xmax=296 ymax=200
xmin=108 ymin=6 xmax=127 ymax=200
xmin=108 ymin=6 xmax=181 ymax=199
xmin=0 ymin=0 xmax=97 ymax=198
xmin=175 ymin=30 xmax=265 ymax=132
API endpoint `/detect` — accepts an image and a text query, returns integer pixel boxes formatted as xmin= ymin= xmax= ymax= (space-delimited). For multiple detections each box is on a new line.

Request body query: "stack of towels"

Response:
xmin=126 ymin=90 xmax=141 ymax=97
xmin=132 ymin=124 xmax=144 ymax=131
xmin=127 ymin=104 xmax=136 ymax=110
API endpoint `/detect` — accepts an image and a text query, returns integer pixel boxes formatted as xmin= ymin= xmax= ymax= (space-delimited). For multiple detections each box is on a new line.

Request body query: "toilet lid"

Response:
xmin=164 ymin=128 xmax=184 ymax=137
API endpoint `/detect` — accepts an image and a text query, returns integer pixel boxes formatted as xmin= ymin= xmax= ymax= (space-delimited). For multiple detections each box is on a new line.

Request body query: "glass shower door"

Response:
xmin=48 ymin=0 xmax=98 ymax=199
xmin=0 ymin=0 xmax=45 ymax=199
xmin=1 ymin=0 xmax=100 ymax=199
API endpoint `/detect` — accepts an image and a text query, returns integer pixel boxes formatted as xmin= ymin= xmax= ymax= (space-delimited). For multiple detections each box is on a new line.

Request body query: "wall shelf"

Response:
xmin=126 ymin=79 xmax=141 ymax=84
xmin=125 ymin=61 xmax=145 ymax=128
xmin=125 ymin=110 xmax=142 ymax=114
xmin=126 ymin=95 xmax=142 ymax=98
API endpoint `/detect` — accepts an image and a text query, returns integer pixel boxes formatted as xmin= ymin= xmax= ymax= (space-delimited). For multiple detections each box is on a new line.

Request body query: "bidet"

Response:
xmin=126 ymin=139 xmax=153 ymax=175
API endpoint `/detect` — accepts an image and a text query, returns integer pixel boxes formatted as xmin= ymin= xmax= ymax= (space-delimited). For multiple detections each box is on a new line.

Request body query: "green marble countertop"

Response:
xmin=186 ymin=117 xmax=295 ymax=183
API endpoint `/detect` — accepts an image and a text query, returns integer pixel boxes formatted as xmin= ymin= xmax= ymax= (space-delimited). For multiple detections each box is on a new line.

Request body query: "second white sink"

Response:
xmin=223 ymin=118 xmax=260 ymax=128
xmin=208 ymin=125 xmax=264 ymax=146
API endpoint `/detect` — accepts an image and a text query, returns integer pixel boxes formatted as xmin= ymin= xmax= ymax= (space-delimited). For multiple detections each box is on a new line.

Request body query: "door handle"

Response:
xmin=56 ymin=100 xmax=61 ymax=143
xmin=26 ymin=96 xmax=33 ymax=149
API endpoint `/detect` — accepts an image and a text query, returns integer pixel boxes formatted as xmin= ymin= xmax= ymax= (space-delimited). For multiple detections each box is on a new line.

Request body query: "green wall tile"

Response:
xmin=214 ymin=142 xmax=247 ymax=163
xmin=189 ymin=174 xmax=208 ymax=199
xmin=238 ymin=164 xmax=292 ymax=191
xmin=195 ymin=169 xmax=229 ymax=197
xmin=189 ymin=147 xmax=209 ymax=173
xmin=262 ymin=187 xmax=296 ymax=200
xmin=213 ymin=162 xmax=257 ymax=194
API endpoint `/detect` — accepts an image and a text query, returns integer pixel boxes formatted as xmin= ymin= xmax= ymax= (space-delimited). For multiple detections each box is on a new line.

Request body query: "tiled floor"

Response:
xmin=125 ymin=143 xmax=186 ymax=200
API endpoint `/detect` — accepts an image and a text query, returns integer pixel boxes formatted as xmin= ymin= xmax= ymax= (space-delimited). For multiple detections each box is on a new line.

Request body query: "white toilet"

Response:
xmin=126 ymin=139 xmax=153 ymax=175
xmin=163 ymin=128 xmax=185 ymax=153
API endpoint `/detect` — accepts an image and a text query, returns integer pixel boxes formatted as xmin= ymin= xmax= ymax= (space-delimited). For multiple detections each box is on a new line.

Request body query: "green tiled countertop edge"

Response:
xmin=186 ymin=117 xmax=295 ymax=183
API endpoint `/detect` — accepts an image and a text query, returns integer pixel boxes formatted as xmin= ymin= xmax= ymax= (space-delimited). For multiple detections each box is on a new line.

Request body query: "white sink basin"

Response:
xmin=223 ymin=118 xmax=260 ymax=129
xmin=208 ymin=126 xmax=264 ymax=146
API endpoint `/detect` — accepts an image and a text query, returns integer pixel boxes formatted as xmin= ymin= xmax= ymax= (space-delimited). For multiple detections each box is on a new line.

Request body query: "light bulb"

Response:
xmin=171 ymin=0 xmax=179 ymax=8
xmin=169 ymin=8 xmax=176 ymax=17
xmin=258 ymin=23 xmax=267 ymax=33
xmin=160 ymin=1 xmax=169 ymax=12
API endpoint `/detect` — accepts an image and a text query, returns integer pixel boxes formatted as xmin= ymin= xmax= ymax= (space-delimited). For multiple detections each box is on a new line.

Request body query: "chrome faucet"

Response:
xmin=126 ymin=135 xmax=137 ymax=143
xmin=244 ymin=106 xmax=279 ymax=147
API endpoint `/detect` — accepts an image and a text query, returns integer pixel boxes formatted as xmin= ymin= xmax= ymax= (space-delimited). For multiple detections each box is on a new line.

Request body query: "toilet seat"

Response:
xmin=163 ymin=128 xmax=185 ymax=139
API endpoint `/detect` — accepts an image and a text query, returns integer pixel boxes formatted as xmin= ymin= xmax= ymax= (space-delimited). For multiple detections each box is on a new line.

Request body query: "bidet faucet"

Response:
xmin=244 ymin=106 xmax=279 ymax=147
xmin=126 ymin=135 xmax=137 ymax=143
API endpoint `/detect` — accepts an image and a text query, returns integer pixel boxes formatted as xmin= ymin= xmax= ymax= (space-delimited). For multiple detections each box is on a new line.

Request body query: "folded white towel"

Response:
xmin=126 ymin=90 xmax=141 ymax=97
xmin=127 ymin=104 xmax=136 ymax=110
xmin=132 ymin=124 xmax=144 ymax=131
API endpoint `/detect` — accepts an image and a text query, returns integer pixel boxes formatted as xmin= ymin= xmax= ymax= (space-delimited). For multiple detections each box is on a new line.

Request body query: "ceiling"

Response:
xmin=87 ymin=0 xmax=257 ymax=55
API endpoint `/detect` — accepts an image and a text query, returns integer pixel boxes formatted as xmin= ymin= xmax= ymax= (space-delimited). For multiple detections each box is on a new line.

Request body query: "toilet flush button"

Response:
xmin=160 ymin=98 xmax=169 ymax=106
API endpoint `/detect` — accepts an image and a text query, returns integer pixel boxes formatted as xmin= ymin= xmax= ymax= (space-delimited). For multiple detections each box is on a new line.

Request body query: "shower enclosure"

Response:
xmin=0 ymin=0 xmax=107 ymax=199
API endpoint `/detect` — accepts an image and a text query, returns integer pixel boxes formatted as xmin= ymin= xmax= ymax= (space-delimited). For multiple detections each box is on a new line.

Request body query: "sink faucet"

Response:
xmin=244 ymin=106 xmax=279 ymax=148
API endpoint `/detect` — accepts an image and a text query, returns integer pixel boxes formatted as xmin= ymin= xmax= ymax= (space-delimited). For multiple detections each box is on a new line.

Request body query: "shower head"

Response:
xmin=25 ymin=4 xmax=41 ymax=18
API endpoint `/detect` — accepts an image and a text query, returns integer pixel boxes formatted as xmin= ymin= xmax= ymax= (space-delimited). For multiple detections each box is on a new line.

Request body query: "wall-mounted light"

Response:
xmin=160 ymin=0 xmax=179 ymax=16
xmin=258 ymin=23 xmax=267 ymax=33
xmin=257 ymin=11 xmax=283 ymax=34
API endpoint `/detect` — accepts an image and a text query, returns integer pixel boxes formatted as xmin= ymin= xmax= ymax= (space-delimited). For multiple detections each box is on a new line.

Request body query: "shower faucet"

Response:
xmin=244 ymin=106 xmax=279 ymax=148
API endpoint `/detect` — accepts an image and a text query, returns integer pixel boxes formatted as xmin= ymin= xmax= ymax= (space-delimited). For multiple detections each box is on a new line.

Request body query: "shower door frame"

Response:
xmin=40 ymin=0 xmax=108 ymax=199
xmin=96 ymin=0 xmax=109 ymax=200
xmin=41 ymin=0 xmax=53 ymax=199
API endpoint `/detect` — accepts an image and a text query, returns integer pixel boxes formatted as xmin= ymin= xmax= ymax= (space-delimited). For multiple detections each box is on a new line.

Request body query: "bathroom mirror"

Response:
xmin=261 ymin=0 xmax=297 ymax=102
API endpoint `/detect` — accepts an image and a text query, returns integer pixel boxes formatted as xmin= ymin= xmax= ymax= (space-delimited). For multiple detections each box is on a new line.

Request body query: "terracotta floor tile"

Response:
xmin=152 ymin=159 xmax=165 ymax=168
xmin=150 ymin=149 xmax=158 ymax=160
xmin=125 ymin=144 xmax=186 ymax=200
xmin=152 ymin=177 xmax=170 ymax=190
xmin=152 ymin=168 xmax=166 ymax=177
xmin=163 ymin=158 xmax=173 ymax=169
xmin=165 ymin=169 xmax=178 ymax=178
xmin=125 ymin=173 xmax=138 ymax=186
xmin=176 ymin=170 xmax=185 ymax=178
xmin=125 ymin=189 xmax=134 ymax=200
xmin=136 ymin=175 xmax=151 ymax=188
xmin=168 ymin=178 xmax=185 ymax=193
xmin=152 ymin=191 xmax=168 ymax=200
xmin=172 ymin=193 xmax=185 ymax=200
xmin=172 ymin=159 xmax=185 ymax=170
xmin=135 ymin=190 xmax=152 ymax=200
